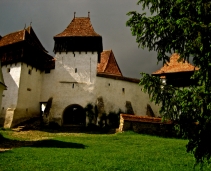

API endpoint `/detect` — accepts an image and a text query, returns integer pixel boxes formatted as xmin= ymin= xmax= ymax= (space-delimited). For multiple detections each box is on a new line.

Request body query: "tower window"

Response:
xmin=72 ymin=83 xmax=74 ymax=88
xmin=28 ymin=69 xmax=31 ymax=75
xmin=7 ymin=68 xmax=10 ymax=73
xmin=122 ymin=88 xmax=125 ymax=93
xmin=75 ymin=68 xmax=77 ymax=73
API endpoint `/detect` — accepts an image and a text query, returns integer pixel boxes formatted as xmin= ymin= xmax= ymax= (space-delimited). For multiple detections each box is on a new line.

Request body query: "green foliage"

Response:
xmin=127 ymin=0 xmax=211 ymax=165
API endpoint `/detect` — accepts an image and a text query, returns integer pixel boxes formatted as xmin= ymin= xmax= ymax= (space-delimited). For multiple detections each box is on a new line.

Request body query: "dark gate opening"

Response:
xmin=63 ymin=104 xmax=86 ymax=126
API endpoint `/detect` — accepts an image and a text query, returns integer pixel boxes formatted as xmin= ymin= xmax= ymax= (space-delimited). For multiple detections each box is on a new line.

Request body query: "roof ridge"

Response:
xmin=110 ymin=50 xmax=122 ymax=76
xmin=103 ymin=50 xmax=112 ymax=72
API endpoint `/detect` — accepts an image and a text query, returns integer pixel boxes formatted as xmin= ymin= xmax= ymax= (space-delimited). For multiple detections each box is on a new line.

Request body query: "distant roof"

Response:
xmin=120 ymin=114 xmax=172 ymax=124
xmin=0 ymin=26 xmax=48 ymax=52
xmin=152 ymin=53 xmax=199 ymax=75
xmin=97 ymin=50 xmax=122 ymax=76
xmin=54 ymin=17 xmax=101 ymax=37
xmin=0 ymin=30 xmax=24 ymax=47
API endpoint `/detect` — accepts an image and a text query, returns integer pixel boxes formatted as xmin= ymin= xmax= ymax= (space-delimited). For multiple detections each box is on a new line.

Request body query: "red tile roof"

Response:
xmin=54 ymin=17 xmax=101 ymax=37
xmin=120 ymin=114 xmax=172 ymax=124
xmin=97 ymin=73 xmax=140 ymax=83
xmin=0 ymin=26 xmax=47 ymax=52
xmin=152 ymin=53 xmax=199 ymax=75
xmin=97 ymin=50 xmax=122 ymax=76
xmin=0 ymin=30 xmax=25 ymax=47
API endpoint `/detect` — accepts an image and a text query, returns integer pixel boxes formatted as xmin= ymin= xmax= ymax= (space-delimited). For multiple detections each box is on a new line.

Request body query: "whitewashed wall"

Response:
xmin=0 ymin=51 xmax=160 ymax=127
xmin=40 ymin=51 xmax=98 ymax=124
xmin=95 ymin=76 xmax=160 ymax=116
xmin=0 ymin=63 xmax=21 ymax=128
xmin=14 ymin=63 xmax=43 ymax=126
xmin=0 ymin=63 xmax=43 ymax=127
xmin=40 ymin=51 xmax=160 ymax=126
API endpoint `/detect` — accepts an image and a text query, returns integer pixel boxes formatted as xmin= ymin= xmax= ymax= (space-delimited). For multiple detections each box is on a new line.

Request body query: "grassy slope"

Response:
xmin=0 ymin=130 xmax=210 ymax=171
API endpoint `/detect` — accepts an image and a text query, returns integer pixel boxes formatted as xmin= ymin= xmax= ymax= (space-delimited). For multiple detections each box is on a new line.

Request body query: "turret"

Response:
xmin=53 ymin=13 xmax=103 ymax=62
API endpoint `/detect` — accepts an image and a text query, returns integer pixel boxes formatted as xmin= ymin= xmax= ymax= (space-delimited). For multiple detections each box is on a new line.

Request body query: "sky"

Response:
xmin=0 ymin=0 xmax=163 ymax=79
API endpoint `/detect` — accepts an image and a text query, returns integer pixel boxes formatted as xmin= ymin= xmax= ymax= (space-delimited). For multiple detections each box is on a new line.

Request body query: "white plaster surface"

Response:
xmin=0 ymin=63 xmax=43 ymax=127
xmin=40 ymin=51 xmax=98 ymax=124
xmin=40 ymin=51 xmax=160 ymax=125
xmin=0 ymin=51 xmax=160 ymax=127
xmin=0 ymin=63 xmax=21 ymax=127
xmin=15 ymin=63 xmax=43 ymax=125
xmin=95 ymin=77 xmax=160 ymax=116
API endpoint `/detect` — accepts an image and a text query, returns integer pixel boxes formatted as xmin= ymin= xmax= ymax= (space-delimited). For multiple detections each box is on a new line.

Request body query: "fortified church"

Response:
xmin=0 ymin=14 xmax=160 ymax=128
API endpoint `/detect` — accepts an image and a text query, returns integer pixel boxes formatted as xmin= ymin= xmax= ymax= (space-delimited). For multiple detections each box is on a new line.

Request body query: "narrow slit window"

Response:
xmin=72 ymin=83 xmax=74 ymax=88
xmin=75 ymin=68 xmax=77 ymax=73
xmin=122 ymin=88 xmax=125 ymax=93
xmin=7 ymin=68 xmax=10 ymax=73
xmin=28 ymin=69 xmax=31 ymax=75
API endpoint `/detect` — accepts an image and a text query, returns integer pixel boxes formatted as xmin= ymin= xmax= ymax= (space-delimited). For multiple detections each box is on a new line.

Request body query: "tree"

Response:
xmin=126 ymin=0 xmax=211 ymax=165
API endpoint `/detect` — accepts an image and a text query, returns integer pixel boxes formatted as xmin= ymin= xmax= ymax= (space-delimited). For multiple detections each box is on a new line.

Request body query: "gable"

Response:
xmin=97 ymin=50 xmax=122 ymax=76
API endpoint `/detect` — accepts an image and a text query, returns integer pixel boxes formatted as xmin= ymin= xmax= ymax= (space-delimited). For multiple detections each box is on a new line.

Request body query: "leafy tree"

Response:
xmin=126 ymin=0 xmax=211 ymax=165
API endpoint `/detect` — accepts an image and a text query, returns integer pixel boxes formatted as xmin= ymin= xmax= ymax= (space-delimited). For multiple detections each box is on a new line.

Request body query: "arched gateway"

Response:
xmin=62 ymin=104 xmax=86 ymax=126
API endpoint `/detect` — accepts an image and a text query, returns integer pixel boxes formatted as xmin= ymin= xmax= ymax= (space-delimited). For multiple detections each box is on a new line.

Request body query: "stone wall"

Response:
xmin=119 ymin=114 xmax=175 ymax=136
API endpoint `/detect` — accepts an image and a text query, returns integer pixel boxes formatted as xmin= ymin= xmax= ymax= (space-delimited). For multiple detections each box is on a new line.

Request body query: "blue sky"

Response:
xmin=0 ymin=0 xmax=162 ymax=78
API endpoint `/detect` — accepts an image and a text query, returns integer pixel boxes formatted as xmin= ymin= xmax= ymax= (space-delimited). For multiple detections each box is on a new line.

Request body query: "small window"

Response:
xmin=28 ymin=69 xmax=31 ymax=75
xmin=75 ymin=68 xmax=77 ymax=73
xmin=122 ymin=88 xmax=125 ymax=93
xmin=27 ymin=88 xmax=31 ymax=91
xmin=7 ymin=68 xmax=10 ymax=73
xmin=108 ymin=83 xmax=110 ymax=86
xmin=72 ymin=83 xmax=74 ymax=88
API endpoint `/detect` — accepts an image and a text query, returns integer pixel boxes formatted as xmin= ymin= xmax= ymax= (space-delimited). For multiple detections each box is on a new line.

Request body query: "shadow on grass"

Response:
xmin=0 ymin=134 xmax=86 ymax=153
xmin=12 ymin=118 xmax=118 ymax=134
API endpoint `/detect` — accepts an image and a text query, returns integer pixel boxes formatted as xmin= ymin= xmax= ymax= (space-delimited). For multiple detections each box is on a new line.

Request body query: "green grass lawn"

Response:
xmin=0 ymin=130 xmax=210 ymax=171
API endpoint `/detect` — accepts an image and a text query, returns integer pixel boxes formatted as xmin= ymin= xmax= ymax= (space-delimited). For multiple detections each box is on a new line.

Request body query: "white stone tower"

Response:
xmin=40 ymin=13 xmax=103 ymax=125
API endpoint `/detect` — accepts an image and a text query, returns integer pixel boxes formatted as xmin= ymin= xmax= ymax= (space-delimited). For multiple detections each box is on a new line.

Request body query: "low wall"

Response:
xmin=119 ymin=114 xmax=175 ymax=137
